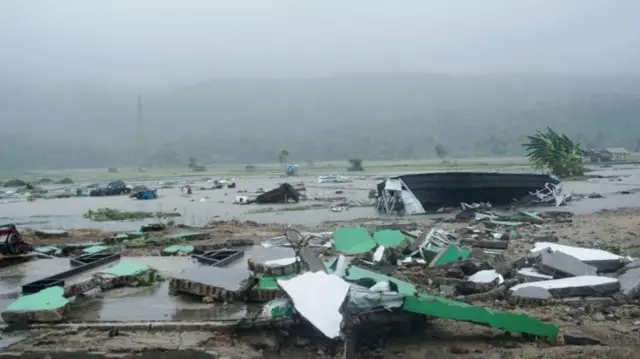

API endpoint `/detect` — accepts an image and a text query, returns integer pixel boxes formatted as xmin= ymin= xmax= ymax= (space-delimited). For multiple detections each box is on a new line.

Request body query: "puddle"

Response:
xmin=0 ymin=247 xmax=296 ymax=323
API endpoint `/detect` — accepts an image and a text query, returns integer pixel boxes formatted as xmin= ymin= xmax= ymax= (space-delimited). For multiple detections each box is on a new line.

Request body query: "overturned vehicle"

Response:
xmin=375 ymin=172 xmax=566 ymax=215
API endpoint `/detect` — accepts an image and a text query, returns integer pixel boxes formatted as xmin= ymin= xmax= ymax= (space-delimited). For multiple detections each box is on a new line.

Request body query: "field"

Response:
xmin=0 ymin=156 xmax=543 ymax=183
xmin=4 ymin=154 xmax=640 ymax=183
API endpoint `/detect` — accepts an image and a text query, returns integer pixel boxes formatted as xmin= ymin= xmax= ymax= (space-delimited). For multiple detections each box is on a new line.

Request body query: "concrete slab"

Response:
xmin=0 ymin=259 xmax=87 ymax=317
xmin=511 ymin=286 xmax=552 ymax=300
xmin=618 ymin=259 xmax=640 ymax=297
xmin=509 ymin=276 xmax=620 ymax=298
xmin=67 ymin=256 xmax=251 ymax=322
xmin=517 ymin=267 xmax=553 ymax=281
xmin=169 ymin=265 xmax=253 ymax=302
xmin=536 ymin=249 xmax=597 ymax=278
xmin=172 ymin=267 xmax=251 ymax=292
xmin=531 ymin=242 xmax=624 ymax=272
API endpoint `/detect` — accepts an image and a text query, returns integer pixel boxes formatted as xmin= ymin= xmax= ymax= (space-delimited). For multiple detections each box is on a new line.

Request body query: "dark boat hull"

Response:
xmin=394 ymin=172 xmax=559 ymax=210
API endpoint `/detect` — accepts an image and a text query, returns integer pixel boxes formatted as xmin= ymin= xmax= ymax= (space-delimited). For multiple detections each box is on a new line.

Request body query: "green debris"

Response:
xmin=163 ymin=245 xmax=194 ymax=255
xmin=345 ymin=266 xmax=417 ymax=296
xmin=34 ymin=246 xmax=62 ymax=255
xmin=429 ymin=244 xmax=472 ymax=267
xmin=333 ymin=227 xmax=376 ymax=254
xmin=260 ymin=298 xmax=295 ymax=319
xmin=373 ymin=230 xmax=413 ymax=248
xmin=403 ymin=293 xmax=559 ymax=342
xmin=100 ymin=260 xmax=151 ymax=277
xmin=5 ymin=287 xmax=69 ymax=312
xmin=98 ymin=260 xmax=162 ymax=287
xmin=258 ymin=275 xmax=292 ymax=290
xmin=82 ymin=245 xmax=111 ymax=255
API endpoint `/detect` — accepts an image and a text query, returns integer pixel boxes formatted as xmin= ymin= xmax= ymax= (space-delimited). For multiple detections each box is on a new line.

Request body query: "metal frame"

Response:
xmin=22 ymin=252 xmax=121 ymax=294
xmin=192 ymin=249 xmax=244 ymax=267
xmin=70 ymin=251 xmax=120 ymax=266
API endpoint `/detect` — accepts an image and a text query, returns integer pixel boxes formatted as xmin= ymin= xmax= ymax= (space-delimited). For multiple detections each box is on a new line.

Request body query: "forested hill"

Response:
xmin=2 ymin=73 xmax=640 ymax=170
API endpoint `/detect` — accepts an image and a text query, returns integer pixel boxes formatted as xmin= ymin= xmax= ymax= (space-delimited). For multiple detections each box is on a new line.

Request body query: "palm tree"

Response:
xmin=523 ymin=127 xmax=586 ymax=178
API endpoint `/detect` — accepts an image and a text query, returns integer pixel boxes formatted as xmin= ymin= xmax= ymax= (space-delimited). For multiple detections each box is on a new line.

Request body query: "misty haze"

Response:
xmin=1 ymin=0 xmax=640 ymax=170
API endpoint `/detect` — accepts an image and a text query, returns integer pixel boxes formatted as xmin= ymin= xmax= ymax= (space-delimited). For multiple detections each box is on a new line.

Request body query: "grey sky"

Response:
xmin=1 ymin=0 xmax=639 ymax=88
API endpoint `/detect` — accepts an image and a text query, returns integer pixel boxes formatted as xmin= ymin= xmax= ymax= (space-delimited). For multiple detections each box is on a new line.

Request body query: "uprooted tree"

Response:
xmin=523 ymin=127 xmax=586 ymax=178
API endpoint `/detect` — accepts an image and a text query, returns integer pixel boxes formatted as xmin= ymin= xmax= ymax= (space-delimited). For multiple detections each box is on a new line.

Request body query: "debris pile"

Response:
xmin=1 ymin=259 xmax=162 ymax=323
xmin=232 ymin=210 xmax=639 ymax=351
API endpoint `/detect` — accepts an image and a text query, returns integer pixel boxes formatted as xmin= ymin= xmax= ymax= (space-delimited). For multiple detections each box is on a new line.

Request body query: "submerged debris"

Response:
xmin=247 ymin=183 xmax=300 ymax=204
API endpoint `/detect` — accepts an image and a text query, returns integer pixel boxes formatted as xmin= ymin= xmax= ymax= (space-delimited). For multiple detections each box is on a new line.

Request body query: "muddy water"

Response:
xmin=0 ymin=246 xmax=296 ymax=323
xmin=0 ymin=258 xmax=71 ymax=310
xmin=2 ymin=168 xmax=640 ymax=229
xmin=0 ymin=177 xmax=375 ymax=229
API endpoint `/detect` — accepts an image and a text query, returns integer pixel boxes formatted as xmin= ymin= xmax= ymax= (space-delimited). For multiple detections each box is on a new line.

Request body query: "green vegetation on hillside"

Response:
xmin=2 ymin=74 xmax=640 ymax=170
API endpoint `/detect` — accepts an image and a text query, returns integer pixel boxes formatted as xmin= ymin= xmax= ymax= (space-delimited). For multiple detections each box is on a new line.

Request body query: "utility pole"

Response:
xmin=136 ymin=94 xmax=145 ymax=172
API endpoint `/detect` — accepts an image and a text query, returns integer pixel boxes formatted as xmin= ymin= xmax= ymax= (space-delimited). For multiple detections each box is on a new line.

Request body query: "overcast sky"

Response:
xmin=1 ymin=0 xmax=639 ymax=89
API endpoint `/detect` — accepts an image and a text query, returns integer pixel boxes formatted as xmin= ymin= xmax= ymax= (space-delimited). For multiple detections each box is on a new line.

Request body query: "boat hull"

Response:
xmin=393 ymin=172 xmax=559 ymax=210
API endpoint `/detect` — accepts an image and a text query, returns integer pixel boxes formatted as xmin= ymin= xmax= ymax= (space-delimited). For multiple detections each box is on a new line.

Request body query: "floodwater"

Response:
xmin=0 ymin=176 xmax=375 ymax=230
xmin=0 ymin=246 xmax=295 ymax=323
xmin=2 ymin=167 xmax=640 ymax=230
xmin=2 ymin=166 xmax=640 ymax=324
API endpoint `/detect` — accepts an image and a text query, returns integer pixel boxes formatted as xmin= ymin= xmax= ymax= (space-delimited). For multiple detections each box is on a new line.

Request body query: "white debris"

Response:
xmin=468 ymin=270 xmax=504 ymax=284
xmin=531 ymin=242 xmax=622 ymax=262
xmin=510 ymin=276 xmax=618 ymax=292
xmin=277 ymin=272 xmax=350 ymax=339
xmin=263 ymin=257 xmax=299 ymax=267
xmin=372 ymin=246 xmax=385 ymax=262
xmin=517 ymin=267 xmax=553 ymax=280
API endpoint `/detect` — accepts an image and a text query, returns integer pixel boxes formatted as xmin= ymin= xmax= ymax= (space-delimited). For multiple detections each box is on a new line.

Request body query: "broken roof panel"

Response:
xmin=345 ymin=266 xmax=416 ymax=296
xmin=333 ymin=227 xmax=376 ymax=254
xmin=429 ymin=244 xmax=472 ymax=267
xmin=531 ymin=242 xmax=622 ymax=262
xmin=509 ymin=276 xmax=620 ymax=298
xmin=373 ymin=230 xmax=412 ymax=248
xmin=402 ymin=293 xmax=559 ymax=342
xmin=277 ymin=271 xmax=350 ymax=339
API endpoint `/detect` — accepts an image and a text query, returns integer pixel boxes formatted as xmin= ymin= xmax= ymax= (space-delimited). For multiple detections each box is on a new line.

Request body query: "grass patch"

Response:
xmin=245 ymin=204 xmax=324 ymax=214
xmin=84 ymin=208 xmax=181 ymax=222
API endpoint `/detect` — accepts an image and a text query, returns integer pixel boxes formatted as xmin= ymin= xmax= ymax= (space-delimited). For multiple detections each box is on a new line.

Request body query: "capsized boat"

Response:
xmin=376 ymin=172 xmax=560 ymax=214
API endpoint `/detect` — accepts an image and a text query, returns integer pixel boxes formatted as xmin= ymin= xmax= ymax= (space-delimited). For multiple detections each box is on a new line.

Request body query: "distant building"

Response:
xmin=192 ymin=165 xmax=206 ymax=172
xmin=605 ymin=147 xmax=630 ymax=161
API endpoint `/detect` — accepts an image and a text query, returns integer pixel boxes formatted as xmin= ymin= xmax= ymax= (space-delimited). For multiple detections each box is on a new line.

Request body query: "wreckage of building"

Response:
xmin=246 ymin=183 xmax=300 ymax=204
xmin=4 ymin=205 xmax=639 ymax=356
xmin=376 ymin=171 xmax=565 ymax=215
